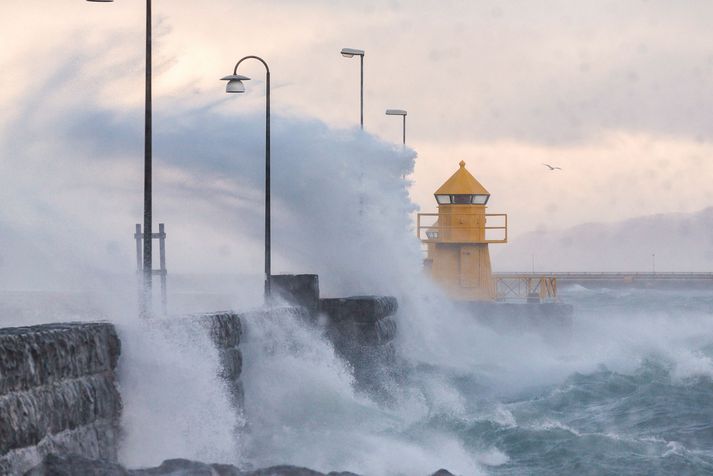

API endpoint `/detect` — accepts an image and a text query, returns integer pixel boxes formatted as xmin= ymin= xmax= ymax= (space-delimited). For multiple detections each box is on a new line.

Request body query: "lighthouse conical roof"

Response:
xmin=435 ymin=161 xmax=490 ymax=195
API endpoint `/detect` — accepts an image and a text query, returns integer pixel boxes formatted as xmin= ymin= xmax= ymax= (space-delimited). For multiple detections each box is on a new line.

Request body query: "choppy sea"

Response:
xmin=400 ymin=286 xmax=713 ymax=475
xmin=3 ymin=285 xmax=713 ymax=475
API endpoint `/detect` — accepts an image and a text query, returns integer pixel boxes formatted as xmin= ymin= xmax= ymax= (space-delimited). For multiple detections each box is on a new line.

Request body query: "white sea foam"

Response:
xmin=116 ymin=319 xmax=242 ymax=468
xmin=238 ymin=306 xmax=485 ymax=476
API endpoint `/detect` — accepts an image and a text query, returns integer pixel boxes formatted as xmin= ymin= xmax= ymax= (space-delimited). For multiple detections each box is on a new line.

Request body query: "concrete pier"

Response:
xmin=0 ymin=323 xmax=122 ymax=475
xmin=0 ymin=274 xmax=401 ymax=472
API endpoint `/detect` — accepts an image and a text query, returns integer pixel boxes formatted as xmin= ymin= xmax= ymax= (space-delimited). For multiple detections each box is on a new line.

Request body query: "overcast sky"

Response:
xmin=1 ymin=0 xmax=713 ymax=282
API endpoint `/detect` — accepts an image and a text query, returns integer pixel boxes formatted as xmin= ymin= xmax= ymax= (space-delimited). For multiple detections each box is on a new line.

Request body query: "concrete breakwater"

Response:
xmin=272 ymin=274 xmax=399 ymax=393
xmin=0 ymin=312 xmax=246 ymax=475
xmin=0 ymin=277 xmax=400 ymax=474
xmin=320 ymin=296 xmax=398 ymax=394
xmin=0 ymin=322 xmax=122 ymax=475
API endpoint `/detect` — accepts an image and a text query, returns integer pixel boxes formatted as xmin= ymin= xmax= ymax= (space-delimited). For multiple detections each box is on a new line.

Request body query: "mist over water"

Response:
xmin=230 ymin=285 xmax=713 ymax=475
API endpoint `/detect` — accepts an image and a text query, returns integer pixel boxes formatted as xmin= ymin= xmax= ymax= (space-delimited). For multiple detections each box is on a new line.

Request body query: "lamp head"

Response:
xmin=220 ymin=74 xmax=251 ymax=93
xmin=341 ymin=48 xmax=364 ymax=58
xmin=86 ymin=0 xmax=114 ymax=2
xmin=385 ymin=109 xmax=407 ymax=116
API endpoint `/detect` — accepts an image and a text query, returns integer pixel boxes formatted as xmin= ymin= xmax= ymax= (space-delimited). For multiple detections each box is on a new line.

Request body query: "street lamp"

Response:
xmin=340 ymin=48 xmax=365 ymax=129
xmin=87 ymin=0 xmax=154 ymax=318
xmin=221 ymin=56 xmax=272 ymax=303
xmin=385 ymin=109 xmax=407 ymax=145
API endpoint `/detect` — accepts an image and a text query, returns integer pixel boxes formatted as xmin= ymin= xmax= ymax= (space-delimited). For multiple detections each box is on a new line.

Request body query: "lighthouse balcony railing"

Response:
xmin=416 ymin=213 xmax=508 ymax=244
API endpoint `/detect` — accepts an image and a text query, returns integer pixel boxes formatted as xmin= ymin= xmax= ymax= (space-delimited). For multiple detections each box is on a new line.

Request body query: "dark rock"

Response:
xmin=130 ymin=458 xmax=236 ymax=475
xmin=26 ymin=455 xmax=364 ymax=476
xmin=430 ymin=470 xmax=455 ymax=476
xmin=24 ymin=453 xmax=127 ymax=476
xmin=245 ymin=466 xmax=325 ymax=476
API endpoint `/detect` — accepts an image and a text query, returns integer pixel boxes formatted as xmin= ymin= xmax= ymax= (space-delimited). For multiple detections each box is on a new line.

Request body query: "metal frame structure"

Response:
xmin=134 ymin=223 xmax=167 ymax=315
xmin=494 ymin=275 xmax=558 ymax=302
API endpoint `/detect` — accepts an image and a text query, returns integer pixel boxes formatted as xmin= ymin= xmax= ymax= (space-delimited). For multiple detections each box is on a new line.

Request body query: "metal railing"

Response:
xmin=494 ymin=275 xmax=558 ymax=302
xmin=495 ymin=272 xmax=713 ymax=281
xmin=416 ymin=213 xmax=508 ymax=244
xmin=135 ymin=223 xmax=168 ymax=315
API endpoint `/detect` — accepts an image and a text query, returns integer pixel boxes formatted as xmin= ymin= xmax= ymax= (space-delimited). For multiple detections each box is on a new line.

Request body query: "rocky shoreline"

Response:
xmin=25 ymin=453 xmax=455 ymax=476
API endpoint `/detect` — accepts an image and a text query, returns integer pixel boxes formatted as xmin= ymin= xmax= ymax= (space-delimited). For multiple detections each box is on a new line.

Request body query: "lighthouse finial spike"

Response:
xmin=459 ymin=160 xmax=466 ymax=168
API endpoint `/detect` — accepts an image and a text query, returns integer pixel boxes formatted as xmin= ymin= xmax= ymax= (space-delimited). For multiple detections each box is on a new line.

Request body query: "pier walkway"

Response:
xmin=495 ymin=272 xmax=713 ymax=282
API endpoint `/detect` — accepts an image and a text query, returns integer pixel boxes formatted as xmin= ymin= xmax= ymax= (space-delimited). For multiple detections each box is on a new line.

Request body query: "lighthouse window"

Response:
xmin=435 ymin=194 xmax=490 ymax=204
xmin=472 ymin=194 xmax=489 ymax=204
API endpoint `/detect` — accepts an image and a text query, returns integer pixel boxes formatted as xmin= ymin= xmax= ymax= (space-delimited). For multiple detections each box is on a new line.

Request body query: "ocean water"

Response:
xmin=3 ymin=285 xmax=713 ymax=475
xmin=400 ymin=286 xmax=713 ymax=476
xmin=478 ymin=286 xmax=713 ymax=476
xmin=221 ymin=285 xmax=713 ymax=476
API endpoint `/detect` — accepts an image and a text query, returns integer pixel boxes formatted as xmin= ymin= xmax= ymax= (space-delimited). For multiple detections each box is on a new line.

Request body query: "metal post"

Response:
xmin=402 ymin=114 xmax=406 ymax=145
xmin=134 ymin=224 xmax=144 ymax=317
xmin=265 ymin=69 xmax=271 ymax=302
xmin=229 ymin=56 xmax=271 ymax=304
xmin=359 ymin=54 xmax=364 ymax=129
xmin=134 ymin=224 xmax=142 ymax=272
xmin=159 ymin=223 xmax=167 ymax=315
xmin=86 ymin=0 xmax=154 ymax=317
xmin=142 ymin=0 xmax=153 ymax=318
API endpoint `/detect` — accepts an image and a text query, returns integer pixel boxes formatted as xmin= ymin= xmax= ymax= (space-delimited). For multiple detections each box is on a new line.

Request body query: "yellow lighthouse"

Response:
xmin=418 ymin=161 xmax=507 ymax=301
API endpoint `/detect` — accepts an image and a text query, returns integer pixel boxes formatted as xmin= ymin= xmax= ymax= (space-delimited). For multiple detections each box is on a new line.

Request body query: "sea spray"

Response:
xmin=237 ymin=305 xmax=486 ymax=475
xmin=116 ymin=317 xmax=242 ymax=468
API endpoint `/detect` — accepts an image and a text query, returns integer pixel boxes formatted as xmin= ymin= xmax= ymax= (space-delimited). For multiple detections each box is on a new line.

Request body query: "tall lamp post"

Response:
xmin=87 ymin=0 xmax=154 ymax=317
xmin=385 ymin=109 xmax=407 ymax=145
xmin=341 ymin=48 xmax=365 ymax=129
xmin=221 ymin=56 xmax=272 ymax=303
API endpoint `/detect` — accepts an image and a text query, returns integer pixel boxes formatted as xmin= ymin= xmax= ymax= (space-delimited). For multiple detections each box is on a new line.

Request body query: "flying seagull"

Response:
xmin=543 ymin=163 xmax=562 ymax=171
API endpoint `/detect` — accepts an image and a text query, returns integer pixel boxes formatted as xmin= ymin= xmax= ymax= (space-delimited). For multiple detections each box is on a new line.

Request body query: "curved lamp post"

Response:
xmin=87 ymin=0 xmax=154 ymax=317
xmin=221 ymin=56 xmax=272 ymax=303
xmin=341 ymin=48 xmax=365 ymax=129
xmin=385 ymin=109 xmax=407 ymax=145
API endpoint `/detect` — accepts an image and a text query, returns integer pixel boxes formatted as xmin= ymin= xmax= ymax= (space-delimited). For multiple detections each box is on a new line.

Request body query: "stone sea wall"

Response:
xmin=0 ymin=322 xmax=122 ymax=475
xmin=198 ymin=311 xmax=244 ymax=408
xmin=271 ymin=273 xmax=400 ymax=394
xmin=0 ymin=313 xmax=247 ymax=475
xmin=0 ymin=279 xmax=400 ymax=474
xmin=320 ymin=296 xmax=398 ymax=395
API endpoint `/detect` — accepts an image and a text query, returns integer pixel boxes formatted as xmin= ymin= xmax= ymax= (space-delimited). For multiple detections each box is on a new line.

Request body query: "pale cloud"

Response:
xmin=1 ymin=0 xmax=712 ymax=284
